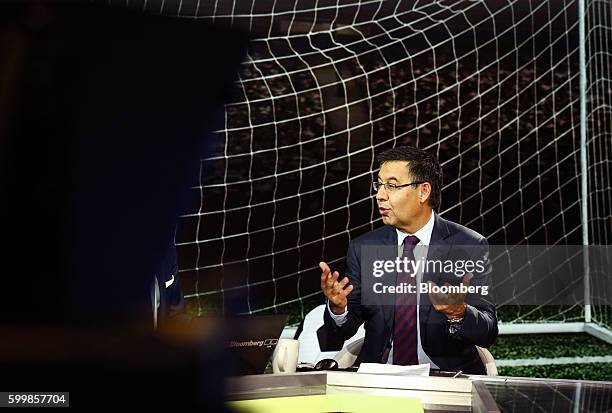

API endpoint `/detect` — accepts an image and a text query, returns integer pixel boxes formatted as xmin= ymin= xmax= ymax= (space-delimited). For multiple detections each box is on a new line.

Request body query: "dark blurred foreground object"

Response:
xmin=0 ymin=2 xmax=247 ymax=408
xmin=0 ymin=318 xmax=231 ymax=409
xmin=0 ymin=2 xmax=247 ymax=325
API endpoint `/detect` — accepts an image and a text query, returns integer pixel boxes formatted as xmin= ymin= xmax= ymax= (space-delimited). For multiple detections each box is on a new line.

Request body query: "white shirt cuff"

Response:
xmin=327 ymin=300 xmax=348 ymax=326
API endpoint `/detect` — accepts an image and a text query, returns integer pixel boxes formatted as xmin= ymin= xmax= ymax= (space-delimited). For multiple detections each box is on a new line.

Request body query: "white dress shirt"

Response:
xmin=328 ymin=211 xmax=439 ymax=367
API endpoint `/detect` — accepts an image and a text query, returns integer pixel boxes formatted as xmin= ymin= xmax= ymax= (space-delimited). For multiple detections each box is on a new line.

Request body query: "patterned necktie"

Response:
xmin=393 ymin=235 xmax=420 ymax=365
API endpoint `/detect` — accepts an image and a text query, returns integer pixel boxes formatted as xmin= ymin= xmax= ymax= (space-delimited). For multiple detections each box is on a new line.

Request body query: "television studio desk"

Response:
xmin=226 ymin=371 xmax=612 ymax=412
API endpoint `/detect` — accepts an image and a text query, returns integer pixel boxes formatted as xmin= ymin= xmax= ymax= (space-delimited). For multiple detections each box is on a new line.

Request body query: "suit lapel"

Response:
xmin=419 ymin=213 xmax=452 ymax=348
xmin=380 ymin=225 xmax=397 ymax=246
xmin=424 ymin=212 xmax=452 ymax=283
xmin=378 ymin=225 xmax=397 ymax=341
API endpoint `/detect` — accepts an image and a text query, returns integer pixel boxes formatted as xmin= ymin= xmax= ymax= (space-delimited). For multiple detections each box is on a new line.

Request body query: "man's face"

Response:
xmin=376 ymin=161 xmax=426 ymax=232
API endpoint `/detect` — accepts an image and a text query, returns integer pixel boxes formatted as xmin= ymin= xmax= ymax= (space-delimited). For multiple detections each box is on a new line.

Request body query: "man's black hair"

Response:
xmin=377 ymin=146 xmax=443 ymax=210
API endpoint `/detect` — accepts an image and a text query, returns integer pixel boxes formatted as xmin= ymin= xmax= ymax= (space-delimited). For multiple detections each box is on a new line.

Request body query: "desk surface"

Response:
xmin=226 ymin=372 xmax=612 ymax=412
xmin=478 ymin=375 xmax=612 ymax=412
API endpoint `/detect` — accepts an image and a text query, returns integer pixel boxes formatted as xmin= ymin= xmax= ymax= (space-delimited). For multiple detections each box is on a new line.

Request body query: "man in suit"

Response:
xmin=320 ymin=146 xmax=497 ymax=374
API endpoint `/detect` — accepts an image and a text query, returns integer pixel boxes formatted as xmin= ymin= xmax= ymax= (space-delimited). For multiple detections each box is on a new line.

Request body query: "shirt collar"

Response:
xmin=396 ymin=210 xmax=435 ymax=246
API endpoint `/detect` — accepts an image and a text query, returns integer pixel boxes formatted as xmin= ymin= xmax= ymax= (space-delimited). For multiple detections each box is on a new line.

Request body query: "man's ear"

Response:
xmin=420 ymin=183 xmax=432 ymax=204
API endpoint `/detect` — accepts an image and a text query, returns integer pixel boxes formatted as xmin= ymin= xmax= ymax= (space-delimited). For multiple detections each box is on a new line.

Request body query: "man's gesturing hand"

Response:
xmin=319 ymin=262 xmax=353 ymax=315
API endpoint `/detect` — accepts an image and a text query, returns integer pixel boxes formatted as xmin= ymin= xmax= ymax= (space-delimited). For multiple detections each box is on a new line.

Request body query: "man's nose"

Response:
xmin=376 ymin=186 xmax=388 ymax=202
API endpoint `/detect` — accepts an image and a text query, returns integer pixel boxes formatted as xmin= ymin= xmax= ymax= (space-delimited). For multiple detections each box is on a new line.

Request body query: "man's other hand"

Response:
xmin=428 ymin=273 xmax=473 ymax=319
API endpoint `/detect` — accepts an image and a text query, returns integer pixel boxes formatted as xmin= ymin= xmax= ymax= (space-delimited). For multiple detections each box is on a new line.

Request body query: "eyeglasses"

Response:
xmin=372 ymin=180 xmax=425 ymax=193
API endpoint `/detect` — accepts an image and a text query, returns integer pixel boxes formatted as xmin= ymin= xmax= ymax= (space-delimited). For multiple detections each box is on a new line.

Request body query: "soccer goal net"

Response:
xmin=117 ymin=0 xmax=611 ymax=334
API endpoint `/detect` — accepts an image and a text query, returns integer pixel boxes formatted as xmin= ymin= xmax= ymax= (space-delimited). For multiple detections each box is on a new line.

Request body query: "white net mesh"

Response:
xmin=586 ymin=0 xmax=612 ymax=329
xmin=111 ymin=0 xmax=610 ymax=325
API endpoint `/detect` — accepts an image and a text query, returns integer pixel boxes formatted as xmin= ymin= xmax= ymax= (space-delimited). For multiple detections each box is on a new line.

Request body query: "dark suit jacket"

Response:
xmin=323 ymin=213 xmax=498 ymax=374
